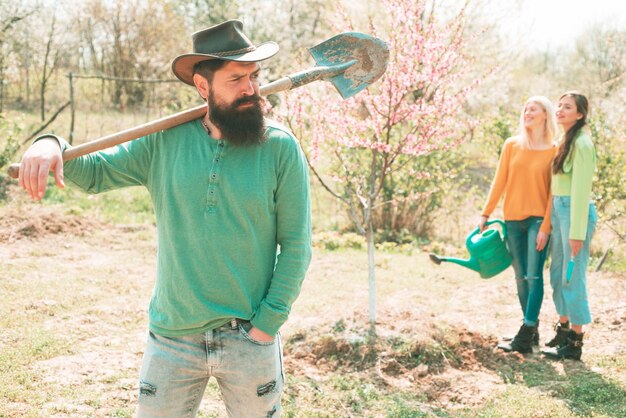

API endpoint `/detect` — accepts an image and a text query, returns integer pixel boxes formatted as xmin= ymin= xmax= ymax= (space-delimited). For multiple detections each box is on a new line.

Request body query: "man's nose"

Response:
xmin=241 ymin=79 xmax=255 ymax=96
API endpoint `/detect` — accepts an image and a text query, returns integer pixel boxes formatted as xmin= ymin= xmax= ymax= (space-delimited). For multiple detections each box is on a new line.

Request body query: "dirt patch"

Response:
xmin=283 ymin=311 xmax=525 ymax=406
xmin=0 ymin=206 xmax=107 ymax=243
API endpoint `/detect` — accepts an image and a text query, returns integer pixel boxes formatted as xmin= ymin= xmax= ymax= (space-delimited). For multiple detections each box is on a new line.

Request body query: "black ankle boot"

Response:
xmin=542 ymin=330 xmax=584 ymax=360
xmin=503 ymin=320 xmax=539 ymax=345
xmin=545 ymin=321 xmax=569 ymax=347
xmin=498 ymin=323 xmax=536 ymax=354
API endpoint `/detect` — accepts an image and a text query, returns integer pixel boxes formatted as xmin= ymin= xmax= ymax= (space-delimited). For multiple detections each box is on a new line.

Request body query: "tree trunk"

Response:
xmin=26 ymin=66 xmax=30 ymax=106
xmin=40 ymin=79 xmax=46 ymax=121
xmin=0 ymin=72 xmax=4 ymax=114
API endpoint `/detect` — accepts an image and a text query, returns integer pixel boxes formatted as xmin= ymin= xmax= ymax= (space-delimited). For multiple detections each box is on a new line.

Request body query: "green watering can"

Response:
xmin=429 ymin=219 xmax=512 ymax=279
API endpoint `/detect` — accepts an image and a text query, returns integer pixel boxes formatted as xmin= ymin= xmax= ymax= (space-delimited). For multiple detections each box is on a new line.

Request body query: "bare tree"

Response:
xmin=73 ymin=0 xmax=187 ymax=108
xmin=40 ymin=13 xmax=63 ymax=121
xmin=572 ymin=26 xmax=626 ymax=97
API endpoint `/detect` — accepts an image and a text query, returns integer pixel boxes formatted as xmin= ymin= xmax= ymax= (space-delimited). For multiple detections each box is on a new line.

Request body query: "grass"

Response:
xmin=283 ymin=375 xmax=394 ymax=417
xmin=0 ymin=329 xmax=72 ymax=415
xmin=462 ymin=363 xmax=626 ymax=417
xmin=42 ymin=182 xmax=156 ymax=225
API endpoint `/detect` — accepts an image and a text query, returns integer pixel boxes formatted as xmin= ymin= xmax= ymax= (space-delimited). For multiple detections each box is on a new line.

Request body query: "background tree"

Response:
xmin=0 ymin=4 xmax=35 ymax=113
xmin=73 ymin=0 xmax=186 ymax=108
xmin=283 ymin=0 xmax=485 ymax=328
xmin=589 ymin=112 xmax=626 ymax=238
xmin=563 ymin=26 xmax=626 ymax=99
xmin=39 ymin=13 xmax=63 ymax=121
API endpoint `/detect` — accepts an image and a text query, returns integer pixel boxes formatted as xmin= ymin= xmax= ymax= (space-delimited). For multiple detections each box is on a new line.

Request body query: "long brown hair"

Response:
xmin=552 ymin=92 xmax=589 ymax=174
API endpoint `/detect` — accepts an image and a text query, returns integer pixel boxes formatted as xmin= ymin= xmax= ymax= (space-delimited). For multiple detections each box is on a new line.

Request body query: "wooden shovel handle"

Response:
xmin=7 ymin=104 xmax=207 ymax=179
xmin=6 ymin=79 xmax=298 ymax=179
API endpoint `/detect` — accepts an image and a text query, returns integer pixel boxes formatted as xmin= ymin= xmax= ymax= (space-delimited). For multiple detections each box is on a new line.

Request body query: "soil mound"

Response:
xmin=284 ymin=312 xmax=522 ymax=379
xmin=0 ymin=206 xmax=106 ymax=242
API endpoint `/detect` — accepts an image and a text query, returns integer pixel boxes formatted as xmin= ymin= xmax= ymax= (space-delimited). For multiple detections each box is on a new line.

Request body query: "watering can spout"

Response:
xmin=429 ymin=253 xmax=480 ymax=272
xmin=428 ymin=219 xmax=512 ymax=279
xmin=442 ymin=257 xmax=480 ymax=273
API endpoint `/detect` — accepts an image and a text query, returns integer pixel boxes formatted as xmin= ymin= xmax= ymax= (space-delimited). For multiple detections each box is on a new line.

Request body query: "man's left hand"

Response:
xmin=249 ymin=327 xmax=275 ymax=342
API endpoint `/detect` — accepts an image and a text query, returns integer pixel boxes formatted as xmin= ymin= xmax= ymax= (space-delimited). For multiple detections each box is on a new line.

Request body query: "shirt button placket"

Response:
xmin=206 ymin=143 xmax=224 ymax=213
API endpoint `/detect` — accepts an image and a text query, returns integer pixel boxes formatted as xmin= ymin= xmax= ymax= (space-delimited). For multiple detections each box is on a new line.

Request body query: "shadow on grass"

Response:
xmin=446 ymin=326 xmax=626 ymax=416
xmin=507 ymin=354 xmax=626 ymax=417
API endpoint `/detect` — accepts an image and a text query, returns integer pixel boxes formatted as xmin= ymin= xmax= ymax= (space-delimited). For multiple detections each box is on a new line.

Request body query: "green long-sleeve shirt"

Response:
xmin=41 ymin=118 xmax=312 ymax=336
xmin=551 ymin=132 xmax=595 ymax=240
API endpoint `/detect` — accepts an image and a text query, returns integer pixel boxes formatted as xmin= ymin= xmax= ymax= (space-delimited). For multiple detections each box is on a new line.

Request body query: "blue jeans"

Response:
xmin=137 ymin=320 xmax=284 ymax=418
xmin=505 ymin=217 xmax=548 ymax=326
xmin=550 ymin=196 xmax=597 ymax=325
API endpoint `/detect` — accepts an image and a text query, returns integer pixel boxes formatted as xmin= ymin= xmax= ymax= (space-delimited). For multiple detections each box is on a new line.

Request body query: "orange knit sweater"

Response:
xmin=482 ymin=137 xmax=557 ymax=234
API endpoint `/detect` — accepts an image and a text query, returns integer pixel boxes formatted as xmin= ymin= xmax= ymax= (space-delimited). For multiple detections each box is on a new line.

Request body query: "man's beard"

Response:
xmin=207 ymin=89 xmax=266 ymax=146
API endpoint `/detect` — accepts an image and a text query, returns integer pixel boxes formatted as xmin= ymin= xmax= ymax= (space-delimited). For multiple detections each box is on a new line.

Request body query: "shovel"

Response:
xmin=8 ymin=32 xmax=388 ymax=179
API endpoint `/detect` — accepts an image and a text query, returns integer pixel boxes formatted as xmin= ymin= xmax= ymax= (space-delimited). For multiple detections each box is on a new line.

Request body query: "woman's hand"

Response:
xmin=536 ymin=231 xmax=549 ymax=251
xmin=570 ymin=239 xmax=583 ymax=257
xmin=478 ymin=215 xmax=489 ymax=232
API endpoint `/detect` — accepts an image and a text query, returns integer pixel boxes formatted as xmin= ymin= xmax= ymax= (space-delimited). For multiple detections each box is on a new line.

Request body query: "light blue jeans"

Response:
xmin=505 ymin=217 xmax=548 ymax=326
xmin=550 ymin=196 xmax=597 ymax=325
xmin=137 ymin=320 xmax=284 ymax=418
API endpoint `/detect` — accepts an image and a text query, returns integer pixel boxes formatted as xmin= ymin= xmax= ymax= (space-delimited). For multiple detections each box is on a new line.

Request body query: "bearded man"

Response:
xmin=18 ymin=20 xmax=312 ymax=418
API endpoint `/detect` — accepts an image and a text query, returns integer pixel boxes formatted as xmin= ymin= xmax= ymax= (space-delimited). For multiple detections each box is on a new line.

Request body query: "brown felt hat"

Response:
xmin=172 ymin=19 xmax=279 ymax=86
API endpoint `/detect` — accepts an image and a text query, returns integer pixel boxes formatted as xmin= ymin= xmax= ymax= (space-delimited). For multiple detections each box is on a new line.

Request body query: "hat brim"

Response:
xmin=172 ymin=42 xmax=279 ymax=86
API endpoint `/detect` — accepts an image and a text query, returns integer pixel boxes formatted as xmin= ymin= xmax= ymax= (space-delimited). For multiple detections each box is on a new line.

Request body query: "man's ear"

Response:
xmin=193 ymin=73 xmax=209 ymax=100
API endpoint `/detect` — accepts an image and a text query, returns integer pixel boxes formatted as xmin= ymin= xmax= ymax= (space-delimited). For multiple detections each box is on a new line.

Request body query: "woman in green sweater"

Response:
xmin=542 ymin=92 xmax=596 ymax=361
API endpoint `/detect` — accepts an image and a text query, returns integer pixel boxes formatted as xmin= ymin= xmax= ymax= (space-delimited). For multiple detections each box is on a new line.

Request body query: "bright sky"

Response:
xmin=499 ymin=0 xmax=626 ymax=51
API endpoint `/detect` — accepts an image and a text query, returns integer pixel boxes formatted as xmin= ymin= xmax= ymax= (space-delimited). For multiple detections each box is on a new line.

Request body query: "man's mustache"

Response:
xmin=232 ymin=95 xmax=262 ymax=108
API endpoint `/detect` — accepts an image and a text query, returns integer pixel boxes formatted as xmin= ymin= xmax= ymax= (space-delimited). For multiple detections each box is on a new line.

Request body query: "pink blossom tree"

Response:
xmin=281 ymin=0 xmax=484 ymax=329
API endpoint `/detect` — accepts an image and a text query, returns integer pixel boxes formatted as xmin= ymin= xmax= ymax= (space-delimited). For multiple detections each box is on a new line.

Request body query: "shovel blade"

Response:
xmin=309 ymin=32 xmax=389 ymax=99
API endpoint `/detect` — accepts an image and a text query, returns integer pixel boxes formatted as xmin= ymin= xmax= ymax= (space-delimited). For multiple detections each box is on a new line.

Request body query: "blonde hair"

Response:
xmin=516 ymin=96 xmax=557 ymax=149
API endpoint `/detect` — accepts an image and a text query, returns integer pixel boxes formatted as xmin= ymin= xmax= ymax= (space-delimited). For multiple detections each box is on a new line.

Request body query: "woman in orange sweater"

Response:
xmin=480 ymin=96 xmax=557 ymax=353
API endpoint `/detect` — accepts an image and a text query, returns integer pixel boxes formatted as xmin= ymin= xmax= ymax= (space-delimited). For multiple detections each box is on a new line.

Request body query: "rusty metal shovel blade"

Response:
xmin=308 ymin=32 xmax=389 ymax=99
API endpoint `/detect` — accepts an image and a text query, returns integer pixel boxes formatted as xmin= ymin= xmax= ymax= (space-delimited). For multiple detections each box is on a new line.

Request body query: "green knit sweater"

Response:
xmin=42 ymin=118 xmax=312 ymax=336
xmin=551 ymin=132 xmax=595 ymax=240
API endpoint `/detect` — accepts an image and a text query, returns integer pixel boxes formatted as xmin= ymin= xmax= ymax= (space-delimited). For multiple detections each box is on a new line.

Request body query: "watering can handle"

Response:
xmin=485 ymin=219 xmax=507 ymax=239
xmin=466 ymin=219 xmax=508 ymax=247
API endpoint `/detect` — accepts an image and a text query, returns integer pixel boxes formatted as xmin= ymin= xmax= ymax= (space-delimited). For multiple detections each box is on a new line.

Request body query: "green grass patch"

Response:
xmin=557 ymin=370 xmax=626 ymax=416
xmin=282 ymin=373 xmax=452 ymax=417
xmin=462 ymin=384 xmax=572 ymax=417
xmin=43 ymin=182 xmax=155 ymax=225
xmin=0 ymin=330 xmax=71 ymax=413
xmin=473 ymin=355 xmax=626 ymax=417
